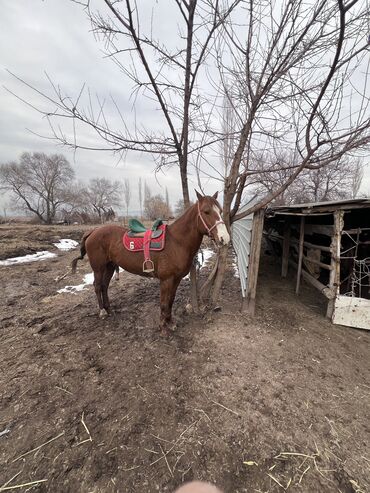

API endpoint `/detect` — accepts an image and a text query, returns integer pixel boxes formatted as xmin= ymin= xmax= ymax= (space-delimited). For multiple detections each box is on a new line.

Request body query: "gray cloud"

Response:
xmin=0 ymin=0 xmax=202 ymax=211
xmin=1 ymin=0 xmax=369 ymax=216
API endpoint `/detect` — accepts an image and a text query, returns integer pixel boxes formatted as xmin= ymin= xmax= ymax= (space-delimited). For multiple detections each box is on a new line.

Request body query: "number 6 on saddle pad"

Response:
xmin=122 ymin=221 xmax=167 ymax=273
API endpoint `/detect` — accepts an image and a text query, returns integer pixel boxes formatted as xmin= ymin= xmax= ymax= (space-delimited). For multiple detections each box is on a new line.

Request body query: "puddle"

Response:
xmin=0 ymin=251 xmax=57 ymax=266
xmin=53 ymin=239 xmax=79 ymax=251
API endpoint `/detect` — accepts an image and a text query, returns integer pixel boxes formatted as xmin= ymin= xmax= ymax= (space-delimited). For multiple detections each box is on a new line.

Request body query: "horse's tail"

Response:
xmin=71 ymin=230 xmax=94 ymax=273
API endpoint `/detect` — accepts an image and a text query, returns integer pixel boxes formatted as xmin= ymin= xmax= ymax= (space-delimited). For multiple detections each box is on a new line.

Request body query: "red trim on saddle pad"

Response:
xmin=122 ymin=224 xmax=167 ymax=252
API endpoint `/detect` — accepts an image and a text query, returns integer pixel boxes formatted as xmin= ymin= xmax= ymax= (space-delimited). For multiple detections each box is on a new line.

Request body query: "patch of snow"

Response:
xmin=197 ymin=248 xmax=215 ymax=266
xmin=185 ymin=248 xmax=215 ymax=279
xmin=53 ymin=239 xmax=79 ymax=251
xmin=113 ymin=266 xmax=124 ymax=278
xmin=0 ymin=428 xmax=11 ymax=438
xmin=233 ymin=255 xmax=240 ymax=278
xmin=58 ymin=272 xmax=94 ymax=294
xmin=0 ymin=251 xmax=57 ymax=266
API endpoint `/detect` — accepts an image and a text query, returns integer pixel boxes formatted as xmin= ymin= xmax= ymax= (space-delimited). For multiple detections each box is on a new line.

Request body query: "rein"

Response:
xmin=197 ymin=201 xmax=224 ymax=237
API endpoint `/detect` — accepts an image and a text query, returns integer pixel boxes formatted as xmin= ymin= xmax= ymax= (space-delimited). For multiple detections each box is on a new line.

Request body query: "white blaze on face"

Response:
xmin=213 ymin=205 xmax=230 ymax=245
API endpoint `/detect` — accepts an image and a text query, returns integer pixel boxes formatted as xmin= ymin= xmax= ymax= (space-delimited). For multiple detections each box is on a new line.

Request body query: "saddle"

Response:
xmin=127 ymin=218 xmax=164 ymax=237
xmin=123 ymin=219 xmax=167 ymax=273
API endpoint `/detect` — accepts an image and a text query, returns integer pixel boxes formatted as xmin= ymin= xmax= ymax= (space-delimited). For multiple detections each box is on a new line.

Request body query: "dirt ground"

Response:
xmin=0 ymin=224 xmax=369 ymax=493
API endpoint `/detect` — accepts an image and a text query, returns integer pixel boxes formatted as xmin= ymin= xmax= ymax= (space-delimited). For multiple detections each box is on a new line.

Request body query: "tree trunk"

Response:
xmin=179 ymin=156 xmax=190 ymax=206
xmin=179 ymin=153 xmax=198 ymax=313
xmin=46 ymin=199 xmax=52 ymax=224
xmin=189 ymin=265 xmax=199 ymax=312
xmin=210 ymin=246 xmax=228 ymax=304
xmin=200 ymin=186 xmax=232 ymax=306
xmin=202 ymin=181 xmax=233 ymax=305
xmin=200 ymin=253 xmax=219 ymax=301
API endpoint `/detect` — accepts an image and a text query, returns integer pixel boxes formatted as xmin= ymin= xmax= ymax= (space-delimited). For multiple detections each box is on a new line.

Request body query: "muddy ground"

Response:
xmin=0 ymin=224 xmax=369 ymax=493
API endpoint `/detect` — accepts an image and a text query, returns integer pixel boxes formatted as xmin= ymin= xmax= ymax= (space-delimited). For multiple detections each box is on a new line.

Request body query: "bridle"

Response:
xmin=197 ymin=201 xmax=225 ymax=238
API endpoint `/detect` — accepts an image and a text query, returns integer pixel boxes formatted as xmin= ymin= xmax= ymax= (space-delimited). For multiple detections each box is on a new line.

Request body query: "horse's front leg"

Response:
xmin=159 ymin=277 xmax=181 ymax=337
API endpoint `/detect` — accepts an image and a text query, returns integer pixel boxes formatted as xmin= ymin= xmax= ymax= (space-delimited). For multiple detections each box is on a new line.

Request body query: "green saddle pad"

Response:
xmin=128 ymin=218 xmax=164 ymax=233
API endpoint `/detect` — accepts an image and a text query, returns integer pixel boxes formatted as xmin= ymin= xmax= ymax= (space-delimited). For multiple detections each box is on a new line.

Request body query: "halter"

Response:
xmin=197 ymin=201 xmax=225 ymax=237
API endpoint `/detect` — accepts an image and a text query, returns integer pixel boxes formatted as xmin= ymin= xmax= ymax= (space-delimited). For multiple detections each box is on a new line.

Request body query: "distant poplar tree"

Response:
xmin=123 ymin=178 xmax=131 ymax=221
xmin=165 ymin=187 xmax=170 ymax=210
xmin=144 ymin=181 xmax=151 ymax=202
xmin=138 ymin=177 xmax=143 ymax=219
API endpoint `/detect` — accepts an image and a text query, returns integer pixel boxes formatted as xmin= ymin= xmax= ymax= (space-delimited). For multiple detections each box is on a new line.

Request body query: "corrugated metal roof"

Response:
xmin=269 ymin=198 xmax=370 ymax=215
xmin=231 ymin=197 xmax=257 ymax=297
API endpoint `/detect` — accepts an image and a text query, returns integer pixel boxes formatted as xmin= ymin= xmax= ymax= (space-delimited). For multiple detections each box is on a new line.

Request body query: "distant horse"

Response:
xmin=71 ymin=192 xmax=230 ymax=336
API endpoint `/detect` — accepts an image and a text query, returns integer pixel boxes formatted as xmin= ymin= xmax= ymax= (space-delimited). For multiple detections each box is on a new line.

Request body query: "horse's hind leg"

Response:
xmin=159 ymin=277 xmax=181 ymax=337
xmin=93 ymin=268 xmax=106 ymax=318
xmin=101 ymin=263 xmax=116 ymax=314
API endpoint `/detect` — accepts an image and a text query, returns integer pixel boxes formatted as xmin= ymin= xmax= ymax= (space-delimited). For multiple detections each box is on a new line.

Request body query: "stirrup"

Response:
xmin=143 ymin=259 xmax=154 ymax=273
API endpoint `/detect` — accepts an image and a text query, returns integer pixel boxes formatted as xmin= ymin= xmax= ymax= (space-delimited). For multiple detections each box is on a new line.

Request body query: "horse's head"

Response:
xmin=196 ymin=191 xmax=230 ymax=246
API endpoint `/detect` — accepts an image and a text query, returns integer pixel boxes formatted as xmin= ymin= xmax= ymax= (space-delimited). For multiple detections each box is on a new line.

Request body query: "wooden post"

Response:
xmin=243 ymin=209 xmax=265 ymax=315
xmin=288 ymin=259 xmax=334 ymax=299
xmin=326 ymin=210 xmax=344 ymax=319
xmin=281 ymin=220 xmax=291 ymax=278
xmin=295 ymin=216 xmax=305 ymax=294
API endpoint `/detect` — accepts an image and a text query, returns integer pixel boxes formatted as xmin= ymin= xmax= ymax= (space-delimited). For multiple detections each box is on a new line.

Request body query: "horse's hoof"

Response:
xmin=169 ymin=322 xmax=177 ymax=332
xmin=99 ymin=309 xmax=109 ymax=319
xmin=159 ymin=328 xmax=170 ymax=338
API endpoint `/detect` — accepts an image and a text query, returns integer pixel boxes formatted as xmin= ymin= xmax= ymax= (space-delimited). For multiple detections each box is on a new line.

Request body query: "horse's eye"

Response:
xmin=204 ymin=210 xmax=210 ymax=215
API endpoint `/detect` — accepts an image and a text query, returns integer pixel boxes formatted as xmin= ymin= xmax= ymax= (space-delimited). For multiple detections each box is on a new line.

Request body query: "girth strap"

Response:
xmin=143 ymin=230 xmax=154 ymax=273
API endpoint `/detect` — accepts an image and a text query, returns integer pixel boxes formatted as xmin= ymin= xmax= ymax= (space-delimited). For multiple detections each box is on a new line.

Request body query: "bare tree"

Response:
xmin=350 ymin=159 xmax=365 ymax=199
xmin=0 ymin=152 xmax=74 ymax=224
xmin=299 ymin=159 xmax=364 ymax=203
xmin=10 ymin=2 xmax=238 ymax=200
xmin=0 ymin=200 xmax=11 ymax=223
xmin=202 ymin=0 xmax=370 ymax=301
xmin=8 ymin=0 xmax=239 ymax=311
xmin=252 ymin=154 xmax=365 ymax=204
xmin=144 ymin=194 xmax=171 ymax=221
xmin=86 ymin=177 xmax=122 ymax=223
xmin=60 ymin=181 xmax=90 ymax=223
xmin=174 ymin=198 xmax=193 ymax=217
xmin=123 ymin=178 xmax=131 ymax=222
xmin=7 ymin=0 xmax=370 ymax=304
xmin=138 ymin=177 xmax=143 ymax=219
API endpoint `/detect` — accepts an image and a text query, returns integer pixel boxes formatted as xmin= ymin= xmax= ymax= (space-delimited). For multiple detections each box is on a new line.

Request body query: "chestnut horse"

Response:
xmin=71 ymin=191 xmax=230 ymax=336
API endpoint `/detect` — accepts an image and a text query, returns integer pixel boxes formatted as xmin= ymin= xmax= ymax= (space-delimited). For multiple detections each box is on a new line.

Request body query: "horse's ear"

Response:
xmin=195 ymin=189 xmax=203 ymax=201
xmin=212 ymin=191 xmax=218 ymax=200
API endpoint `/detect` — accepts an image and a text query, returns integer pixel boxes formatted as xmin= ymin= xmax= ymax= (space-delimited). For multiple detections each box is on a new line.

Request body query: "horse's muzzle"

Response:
xmin=215 ymin=224 xmax=230 ymax=246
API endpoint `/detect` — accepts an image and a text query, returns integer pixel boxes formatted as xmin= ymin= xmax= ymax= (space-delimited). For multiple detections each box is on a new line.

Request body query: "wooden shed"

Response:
xmin=264 ymin=199 xmax=370 ymax=330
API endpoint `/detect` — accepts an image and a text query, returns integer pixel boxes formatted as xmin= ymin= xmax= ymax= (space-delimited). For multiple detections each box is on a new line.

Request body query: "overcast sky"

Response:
xmin=1 ymin=1 xmax=369 ymax=214
xmin=0 ymin=0 xmax=190 ymax=213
